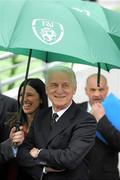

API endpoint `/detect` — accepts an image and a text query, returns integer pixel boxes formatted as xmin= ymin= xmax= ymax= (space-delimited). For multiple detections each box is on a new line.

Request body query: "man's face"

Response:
xmin=85 ymin=76 xmax=108 ymax=105
xmin=46 ymin=72 xmax=76 ymax=111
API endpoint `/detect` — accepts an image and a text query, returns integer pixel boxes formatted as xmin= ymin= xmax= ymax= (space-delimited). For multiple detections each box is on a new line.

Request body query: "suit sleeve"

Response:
xmin=97 ymin=115 xmax=120 ymax=151
xmin=17 ymin=112 xmax=96 ymax=170
xmin=37 ymin=113 xmax=96 ymax=169
xmin=0 ymin=139 xmax=14 ymax=164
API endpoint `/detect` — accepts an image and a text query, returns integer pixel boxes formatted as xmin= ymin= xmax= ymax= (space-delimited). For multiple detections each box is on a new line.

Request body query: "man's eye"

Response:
xmin=90 ymin=89 xmax=95 ymax=92
xmin=27 ymin=94 xmax=33 ymax=97
xmin=100 ymin=89 xmax=104 ymax=92
xmin=50 ymin=84 xmax=57 ymax=88
xmin=63 ymin=84 xmax=69 ymax=88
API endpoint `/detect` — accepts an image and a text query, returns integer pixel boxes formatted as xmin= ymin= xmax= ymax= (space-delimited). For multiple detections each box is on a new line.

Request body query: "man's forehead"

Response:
xmin=49 ymin=80 xmax=70 ymax=84
xmin=88 ymin=77 xmax=106 ymax=85
xmin=48 ymin=74 xmax=71 ymax=81
xmin=89 ymin=86 xmax=105 ymax=89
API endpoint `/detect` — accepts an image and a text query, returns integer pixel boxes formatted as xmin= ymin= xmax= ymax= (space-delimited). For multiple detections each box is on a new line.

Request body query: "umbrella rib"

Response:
xmin=97 ymin=62 xmax=101 ymax=87
xmin=16 ymin=49 xmax=32 ymax=131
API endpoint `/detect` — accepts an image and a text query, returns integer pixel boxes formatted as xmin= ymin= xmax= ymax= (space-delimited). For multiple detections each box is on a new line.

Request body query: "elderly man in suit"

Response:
xmin=17 ymin=66 xmax=96 ymax=180
xmin=80 ymin=73 xmax=120 ymax=180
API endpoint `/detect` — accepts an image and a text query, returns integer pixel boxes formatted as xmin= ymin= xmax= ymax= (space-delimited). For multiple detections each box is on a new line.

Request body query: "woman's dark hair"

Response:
xmin=17 ymin=78 xmax=48 ymax=110
xmin=7 ymin=78 xmax=48 ymax=128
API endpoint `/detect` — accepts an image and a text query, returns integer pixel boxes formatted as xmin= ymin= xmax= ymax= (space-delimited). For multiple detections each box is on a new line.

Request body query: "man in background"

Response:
xmin=80 ymin=73 xmax=120 ymax=180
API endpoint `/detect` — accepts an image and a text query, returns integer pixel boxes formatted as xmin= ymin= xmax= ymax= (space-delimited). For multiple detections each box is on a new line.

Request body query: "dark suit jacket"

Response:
xmin=79 ymin=102 xmax=120 ymax=180
xmin=0 ymin=94 xmax=17 ymax=141
xmin=17 ymin=101 xmax=96 ymax=180
xmin=0 ymin=94 xmax=17 ymax=179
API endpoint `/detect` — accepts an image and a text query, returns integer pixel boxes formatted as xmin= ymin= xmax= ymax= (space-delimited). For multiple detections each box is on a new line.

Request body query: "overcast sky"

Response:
xmin=98 ymin=0 xmax=120 ymax=10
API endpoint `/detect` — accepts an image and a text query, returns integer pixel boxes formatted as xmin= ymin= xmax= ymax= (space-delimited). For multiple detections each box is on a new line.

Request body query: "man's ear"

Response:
xmin=85 ymin=87 xmax=87 ymax=95
xmin=106 ymin=86 xmax=109 ymax=94
xmin=73 ymin=86 xmax=77 ymax=95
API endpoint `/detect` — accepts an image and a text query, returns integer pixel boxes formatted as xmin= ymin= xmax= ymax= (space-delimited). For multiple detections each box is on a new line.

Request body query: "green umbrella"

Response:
xmin=0 ymin=0 xmax=120 ymax=70
xmin=1 ymin=0 xmax=120 ymax=128
xmin=69 ymin=0 xmax=120 ymax=49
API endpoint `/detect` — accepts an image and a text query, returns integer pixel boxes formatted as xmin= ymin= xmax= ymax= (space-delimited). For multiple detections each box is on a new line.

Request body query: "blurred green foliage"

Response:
xmin=0 ymin=53 xmax=45 ymax=92
xmin=0 ymin=52 xmax=71 ymax=93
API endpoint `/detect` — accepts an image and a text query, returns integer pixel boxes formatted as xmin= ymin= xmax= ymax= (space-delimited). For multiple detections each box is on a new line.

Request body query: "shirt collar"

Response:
xmin=87 ymin=102 xmax=92 ymax=112
xmin=52 ymin=101 xmax=72 ymax=121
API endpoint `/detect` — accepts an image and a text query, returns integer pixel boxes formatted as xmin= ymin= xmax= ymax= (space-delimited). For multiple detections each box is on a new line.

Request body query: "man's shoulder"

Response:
xmin=0 ymin=94 xmax=17 ymax=102
xmin=73 ymin=102 xmax=96 ymax=125
xmin=77 ymin=101 xmax=88 ymax=111
xmin=0 ymin=94 xmax=17 ymax=112
xmin=72 ymin=101 xmax=90 ymax=117
xmin=35 ymin=107 xmax=51 ymax=117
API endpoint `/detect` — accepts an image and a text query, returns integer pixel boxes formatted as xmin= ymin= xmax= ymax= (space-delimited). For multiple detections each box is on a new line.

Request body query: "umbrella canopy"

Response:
xmin=0 ymin=0 xmax=120 ymax=70
xmin=69 ymin=0 xmax=120 ymax=49
xmin=1 ymin=0 xmax=120 ymax=129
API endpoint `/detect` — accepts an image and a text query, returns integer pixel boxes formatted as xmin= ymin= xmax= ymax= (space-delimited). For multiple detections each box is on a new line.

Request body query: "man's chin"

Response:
xmin=53 ymin=103 xmax=67 ymax=111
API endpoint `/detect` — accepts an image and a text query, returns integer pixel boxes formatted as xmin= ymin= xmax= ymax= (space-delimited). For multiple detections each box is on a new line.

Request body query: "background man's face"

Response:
xmin=85 ymin=76 xmax=108 ymax=105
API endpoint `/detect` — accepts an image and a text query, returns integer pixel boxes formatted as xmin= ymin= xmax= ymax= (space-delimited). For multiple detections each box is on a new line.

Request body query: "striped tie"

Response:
xmin=51 ymin=113 xmax=58 ymax=126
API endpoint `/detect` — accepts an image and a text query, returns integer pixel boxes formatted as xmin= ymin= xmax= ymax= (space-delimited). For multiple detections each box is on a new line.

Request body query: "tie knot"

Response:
xmin=51 ymin=113 xmax=58 ymax=126
xmin=52 ymin=113 xmax=58 ymax=121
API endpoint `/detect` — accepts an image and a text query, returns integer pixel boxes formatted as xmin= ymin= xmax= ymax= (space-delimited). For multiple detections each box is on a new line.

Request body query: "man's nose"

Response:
xmin=57 ymin=85 xmax=63 ymax=93
xmin=94 ymin=90 xmax=101 ymax=96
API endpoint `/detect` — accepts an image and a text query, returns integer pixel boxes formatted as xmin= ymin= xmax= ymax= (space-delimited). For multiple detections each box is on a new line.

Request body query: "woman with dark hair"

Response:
xmin=7 ymin=78 xmax=48 ymax=132
xmin=0 ymin=78 xmax=48 ymax=180
xmin=16 ymin=78 xmax=48 ymax=134
xmin=18 ymin=78 xmax=48 ymax=110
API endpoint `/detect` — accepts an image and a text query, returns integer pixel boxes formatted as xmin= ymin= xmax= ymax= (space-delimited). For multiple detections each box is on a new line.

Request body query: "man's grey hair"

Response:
xmin=45 ymin=66 xmax=77 ymax=88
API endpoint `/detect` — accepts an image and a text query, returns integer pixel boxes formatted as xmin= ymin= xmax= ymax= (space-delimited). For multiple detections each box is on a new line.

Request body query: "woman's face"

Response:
xmin=19 ymin=85 xmax=41 ymax=115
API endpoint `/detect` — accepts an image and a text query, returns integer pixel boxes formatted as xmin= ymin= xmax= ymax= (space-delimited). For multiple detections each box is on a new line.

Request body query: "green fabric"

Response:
xmin=0 ymin=0 xmax=120 ymax=70
xmin=67 ymin=0 xmax=120 ymax=49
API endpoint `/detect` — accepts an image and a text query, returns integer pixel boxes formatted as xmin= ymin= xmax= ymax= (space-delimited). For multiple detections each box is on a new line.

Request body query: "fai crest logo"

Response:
xmin=32 ymin=19 xmax=64 ymax=45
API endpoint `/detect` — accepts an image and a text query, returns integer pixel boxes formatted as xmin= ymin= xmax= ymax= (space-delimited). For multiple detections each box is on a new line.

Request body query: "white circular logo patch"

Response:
xmin=32 ymin=19 xmax=64 ymax=45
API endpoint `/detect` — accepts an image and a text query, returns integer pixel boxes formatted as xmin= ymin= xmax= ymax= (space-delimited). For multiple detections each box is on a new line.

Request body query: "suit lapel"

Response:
xmin=40 ymin=108 xmax=52 ymax=143
xmin=46 ymin=102 xmax=77 ymax=146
